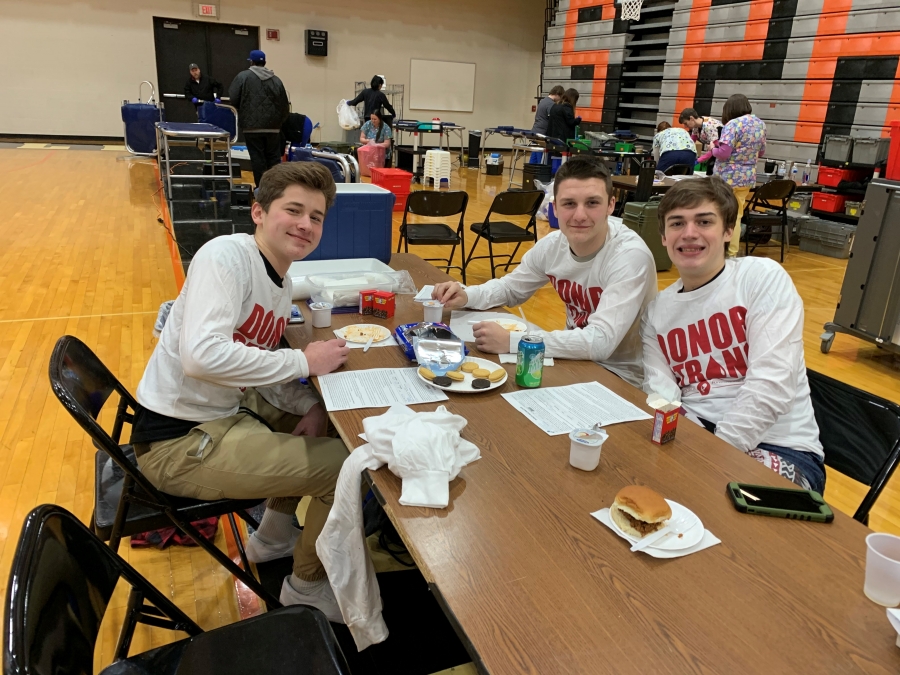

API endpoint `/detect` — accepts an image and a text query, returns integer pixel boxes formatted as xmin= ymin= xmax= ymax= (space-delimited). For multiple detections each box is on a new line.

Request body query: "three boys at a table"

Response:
xmin=129 ymin=156 xmax=823 ymax=622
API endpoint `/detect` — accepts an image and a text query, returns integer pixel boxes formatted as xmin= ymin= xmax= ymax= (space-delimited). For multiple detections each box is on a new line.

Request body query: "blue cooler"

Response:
xmin=548 ymin=202 xmax=559 ymax=229
xmin=551 ymin=156 xmax=562 ymax=175
xmin=303 ymin=184 xmax=394 ymax=263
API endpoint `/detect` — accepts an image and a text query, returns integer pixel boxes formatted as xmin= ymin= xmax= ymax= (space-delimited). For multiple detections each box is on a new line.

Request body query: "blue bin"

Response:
xmin=302 ymin=184 xmax=394 ymax=263
xmin=548 ymin=202 xmax=559 ymax=229
xmin=529 ymin=150 xmax=545 ymax=164
xmin=551 ymin=157 xmax=562 ymax=175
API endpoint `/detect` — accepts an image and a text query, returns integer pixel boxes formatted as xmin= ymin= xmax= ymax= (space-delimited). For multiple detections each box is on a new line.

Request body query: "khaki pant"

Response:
xmin=730 ymin=186 xmax=752 ymax=257
xmin=136 ymin=389 xmax=348 ymax=581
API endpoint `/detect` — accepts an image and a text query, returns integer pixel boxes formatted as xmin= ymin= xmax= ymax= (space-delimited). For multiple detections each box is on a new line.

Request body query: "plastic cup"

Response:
xmin=423 ymin=300 xmax=443 ymax=323
xmin=310 ymin=302 xmax=333 ymax=329
xmin=568 ymin=428 xmax=608 ymax=472
xmin=864 ymin=533 xmax=900 ymax=607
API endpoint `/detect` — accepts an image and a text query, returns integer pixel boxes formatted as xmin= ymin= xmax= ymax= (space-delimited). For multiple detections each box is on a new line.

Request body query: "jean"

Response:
xmin=758 ymin=443 xmax=826 ymax=495
xmin=657 ymin=149 xmax=697 ymax=174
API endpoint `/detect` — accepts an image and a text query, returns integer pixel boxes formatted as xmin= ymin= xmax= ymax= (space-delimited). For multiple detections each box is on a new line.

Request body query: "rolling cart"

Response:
xmin=121 ymin=81 xmax=164 ymax=156
xmin=821 ymin=177 xmax=900 ymax=355
xmin=155 ymin=122 xmax=233 ymax=200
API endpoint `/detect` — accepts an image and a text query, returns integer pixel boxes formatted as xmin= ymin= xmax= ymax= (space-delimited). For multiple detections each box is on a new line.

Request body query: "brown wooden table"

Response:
xmin=286 ymin=253 xmax=899 ymax=674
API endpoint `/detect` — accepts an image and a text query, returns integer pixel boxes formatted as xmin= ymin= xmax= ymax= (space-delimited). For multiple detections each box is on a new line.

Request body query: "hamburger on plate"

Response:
xmin=610 ymin=486 xmax=672 ymax=538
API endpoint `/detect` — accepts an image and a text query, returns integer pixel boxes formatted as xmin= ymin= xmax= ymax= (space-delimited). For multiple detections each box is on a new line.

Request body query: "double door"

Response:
xmin=153 ymin=17 xmax=259 ymax=123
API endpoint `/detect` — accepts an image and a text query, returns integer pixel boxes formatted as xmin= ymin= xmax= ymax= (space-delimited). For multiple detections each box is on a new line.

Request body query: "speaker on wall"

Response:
xmin=305 ymin=29 xmax=327 ymax=56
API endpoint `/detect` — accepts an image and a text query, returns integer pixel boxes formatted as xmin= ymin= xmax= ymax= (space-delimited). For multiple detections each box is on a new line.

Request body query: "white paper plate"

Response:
xmin=417 ymin=356 xmax=508 ymax=394
xmin=335 ymin=324 xmax=392 ymax=344
xmin=609 ymin=499 xmax=703 ymax=551
xmin=482 ymin=317 xmax=527 ymax=332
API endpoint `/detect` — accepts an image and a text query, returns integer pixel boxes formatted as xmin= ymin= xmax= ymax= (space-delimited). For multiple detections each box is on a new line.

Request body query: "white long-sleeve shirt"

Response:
xmin=641 ymin=257 xmax=823 ymax=458
xmin=137 ymin=233 xmax=317 ymax=422
xmin=464 ymin=217 xmax=657 ymax=386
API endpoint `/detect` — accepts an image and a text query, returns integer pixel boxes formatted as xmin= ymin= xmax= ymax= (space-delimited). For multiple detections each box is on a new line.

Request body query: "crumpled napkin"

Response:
xmin=316 ymin=405 xmax=480 ymax=652
xmin=364 ymin=405 xmax=481 ymax=508
xmin=888 ymin=608 xmax=900 ymax=648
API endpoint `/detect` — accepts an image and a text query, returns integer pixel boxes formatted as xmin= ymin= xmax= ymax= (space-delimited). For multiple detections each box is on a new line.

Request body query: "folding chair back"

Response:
xmin=405 ymin=190 xmax=469 ymax=218
xmin=743 ymin=179 xmax=795 ymax=261
xmin=807 ymin=369 xmax=900 ymax=523
xmin=486 ymin=190 xmax=543 ymax=219
xmin=664 ymin=164 xmax=692 ymax=176
xmin=48 ymin=335 xmax=156 ymax=497
xmin=4 ymin=505 xmax=200 ymax=674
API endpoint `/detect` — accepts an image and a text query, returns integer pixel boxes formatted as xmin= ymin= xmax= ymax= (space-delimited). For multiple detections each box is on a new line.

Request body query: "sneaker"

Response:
xmin=280 ymin=576 xmax=345 ymax=624
xmin=245 ymin=527 xmax=301 ymax=564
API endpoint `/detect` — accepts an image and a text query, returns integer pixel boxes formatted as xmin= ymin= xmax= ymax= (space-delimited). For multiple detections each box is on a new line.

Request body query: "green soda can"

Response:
xmin=516 ymin=335 xmax=545 ymax=388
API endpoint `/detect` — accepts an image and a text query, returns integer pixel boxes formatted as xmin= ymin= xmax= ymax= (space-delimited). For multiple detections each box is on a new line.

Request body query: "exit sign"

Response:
xmin=196 ymin=3 xmax=217 ymax=17
xmin=266 ymin=28 xmax=280 ymax=41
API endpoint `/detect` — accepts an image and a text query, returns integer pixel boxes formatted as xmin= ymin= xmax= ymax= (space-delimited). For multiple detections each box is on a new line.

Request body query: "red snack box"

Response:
xmin=359 ymin=289 xmax=377 ymax=315
xmin=372 ymin=290 xmax=395 ymax=319
xmin=651 ymin=404 xmax=680 ymax=445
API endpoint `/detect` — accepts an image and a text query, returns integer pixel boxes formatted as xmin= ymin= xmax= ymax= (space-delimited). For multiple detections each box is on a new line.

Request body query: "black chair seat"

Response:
xmin=405 ymin=223 xmax=461 ymax=245
xmin=94 ymin=446 xmax=264 ymax=541
xmin=100 ymin=606 xmax=349 ymax=675
xmin=469 ymin=220 xmax=533 ymax=243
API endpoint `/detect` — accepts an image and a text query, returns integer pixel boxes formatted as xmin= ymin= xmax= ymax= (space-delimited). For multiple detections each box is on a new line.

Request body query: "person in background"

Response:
xmin=184 ymin=64 xmax=223 ymax=118
xmin=652 ymin=121 xmax=697 ymax=174
xmin=642 ymin=177 xmax=824 ymax=492
xmin=698 ymin=94 xmax=767 ymax=257
xmin=229 ymin=50 xmax=291 ymax=188
xmin=359 ymin=111 xmax=393 ymax=164
xmin=532 ymin=85 xmax=565 ymax=135
xmin=680 ymin=108 xmax=721 ymax=151
xmin=432 ymin=155 xmax=657 ymax=387
xmin=548 ymin=88 xmax=581 ymax=144
xmin=347 ymin=76 xmax=397 ymax=125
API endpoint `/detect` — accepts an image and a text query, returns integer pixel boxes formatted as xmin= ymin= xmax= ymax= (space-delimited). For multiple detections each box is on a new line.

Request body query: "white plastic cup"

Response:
xmin=865 ymin=533 xmax=900 ymax=607
xmin=423 ymin=300 xmax=443 ymax=323
xmin=568 ymin=428 xmax=608 ymax=471
xmin=310 ymin=302 xmax=333 ymax=329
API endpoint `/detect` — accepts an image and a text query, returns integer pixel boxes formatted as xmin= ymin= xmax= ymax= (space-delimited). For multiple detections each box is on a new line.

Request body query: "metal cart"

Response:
xmin=155 ymin=122 xmax=233 ymax=200
xmin=821 ymin=177 xmax=900 ymax=355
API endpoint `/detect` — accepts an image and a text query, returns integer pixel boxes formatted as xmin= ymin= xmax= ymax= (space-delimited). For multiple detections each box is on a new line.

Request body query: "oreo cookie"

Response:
xmin=433 ymin=376 xmax=453 ymax=387
xmin=471 ymin=378 xmax=491 ymax=390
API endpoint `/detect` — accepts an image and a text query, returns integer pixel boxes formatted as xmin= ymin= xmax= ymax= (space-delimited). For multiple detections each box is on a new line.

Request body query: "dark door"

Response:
xmin=153 ymin=17 xmax=260 ymax=124
xmin=207 ymin=23 xmax=259 ymax=95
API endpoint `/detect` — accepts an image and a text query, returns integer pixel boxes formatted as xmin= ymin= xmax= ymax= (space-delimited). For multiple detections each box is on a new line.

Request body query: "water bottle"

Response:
xmin=802 ymin=160 xmax=811 ymax=186
xmin=790 ymin=162 xmax=799 ymax=184
xmin=777 ymin=160 xmax=786 ymax=177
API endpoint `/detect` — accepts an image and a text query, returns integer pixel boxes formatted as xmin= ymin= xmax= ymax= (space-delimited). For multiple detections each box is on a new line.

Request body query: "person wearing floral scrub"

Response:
xmin=698 ymin=94 xmax=767 ymax=257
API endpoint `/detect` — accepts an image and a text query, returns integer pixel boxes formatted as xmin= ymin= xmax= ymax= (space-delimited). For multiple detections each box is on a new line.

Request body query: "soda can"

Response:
xmin=516 ymin=335 xmax=545 ymax=388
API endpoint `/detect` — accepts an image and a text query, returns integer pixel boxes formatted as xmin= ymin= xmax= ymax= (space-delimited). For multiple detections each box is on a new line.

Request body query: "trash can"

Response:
xmin=522 ymin=162 xmax=552 ymax=190
xmin=468 ymin=130 xmax=481 ymax=168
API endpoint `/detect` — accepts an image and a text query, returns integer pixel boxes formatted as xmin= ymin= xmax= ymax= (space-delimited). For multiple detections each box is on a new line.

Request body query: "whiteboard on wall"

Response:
xmin=409 ymin=59 xmax=476 ymax=112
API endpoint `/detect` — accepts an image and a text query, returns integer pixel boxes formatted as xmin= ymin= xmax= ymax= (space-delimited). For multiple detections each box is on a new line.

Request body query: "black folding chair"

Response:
xmin=48 ymin=335 xmax=280 ymax=608
xmin=464 ymin=190 xmax=543 ymax=278
xmin=807 ymin=369 xmax=900 ymax=524
xmin=742 ymin=179 xmax=795 ymax=262
xmin=664 ymin=164 xmax=692 ymax=176
xmin=397 ymin=190 xmax=469 ymax=283
xmin=4 ymin=505 xmax=351 ymax=674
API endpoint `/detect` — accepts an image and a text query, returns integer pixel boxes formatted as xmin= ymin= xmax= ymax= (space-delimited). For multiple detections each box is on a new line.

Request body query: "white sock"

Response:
xmin=289 ymin=574 xmax=327 ymax=594
xmin=254 ymin=509 xmax=294 ymax=545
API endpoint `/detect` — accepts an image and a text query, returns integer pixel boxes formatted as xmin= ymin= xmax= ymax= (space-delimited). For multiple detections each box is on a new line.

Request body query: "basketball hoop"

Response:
xmin=621 ymin=0 xmax=643 ymax=21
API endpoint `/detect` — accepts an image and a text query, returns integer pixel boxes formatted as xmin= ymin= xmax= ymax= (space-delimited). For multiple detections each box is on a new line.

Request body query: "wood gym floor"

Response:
xmin=0 ymin=145 xmax=897 ymax=670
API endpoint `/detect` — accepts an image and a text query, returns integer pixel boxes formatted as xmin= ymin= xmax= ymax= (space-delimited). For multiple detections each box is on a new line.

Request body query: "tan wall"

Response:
xmin=0 ymin=0 xmax=545 ymax=140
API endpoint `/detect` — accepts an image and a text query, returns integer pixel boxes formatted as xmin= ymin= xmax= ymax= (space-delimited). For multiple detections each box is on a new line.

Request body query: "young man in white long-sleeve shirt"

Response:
xmin=641 ymin=176 xmax=825 ymax=491
xmin=131 ymin=162 xmax=352 ymax=620
xmin=432 ymin=155 xmax=657 ymax=386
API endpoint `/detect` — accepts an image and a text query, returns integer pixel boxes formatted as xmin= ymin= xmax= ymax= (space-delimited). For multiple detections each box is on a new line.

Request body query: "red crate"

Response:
xmin=370 ymin=167 xmax=413 ymax=194
xmin=816 ymin=166 xmax=869 ymax=187
xmin=393 ymin=193 xmax=409 ymax=212
xmin=811 ymin=192 xmax=849 ymax=213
